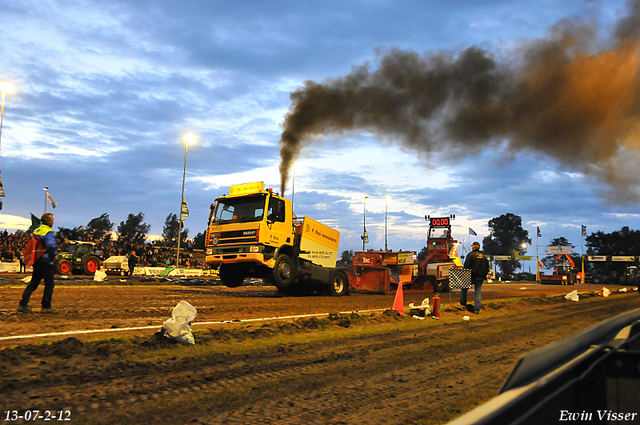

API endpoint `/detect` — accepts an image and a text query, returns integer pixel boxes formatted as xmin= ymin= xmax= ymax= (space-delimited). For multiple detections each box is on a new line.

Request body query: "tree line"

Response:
xmin=55 ymin=212 xmax=205 ymax=249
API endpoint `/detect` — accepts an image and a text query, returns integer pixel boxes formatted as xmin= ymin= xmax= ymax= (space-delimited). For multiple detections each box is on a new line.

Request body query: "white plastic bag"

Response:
xmin=600 ymin=287 xmax=610 ymax=297
xmin=408 ymin=298 xmax=432 ymax=316
xmin=619 ymin=287 xmax=628 ymax=293
xmin=171 ymin=300 xmax=197 ymax=323
xmin=94 ymin=269 xmax=107 ymax=282
xmin=565 ymin=290 xmax=579 ymax=302
xmin=173 ymin=332 xmax=195 ymax=345
xmin=162 ymin=300 xmax=197 ymax=344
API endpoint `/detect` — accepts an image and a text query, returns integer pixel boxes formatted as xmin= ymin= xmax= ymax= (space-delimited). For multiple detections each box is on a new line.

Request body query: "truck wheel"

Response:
xmin=219 ymin=264 xmax=244 ymax=287
xmin=273 ymin=254 xmax=297 ymax=288
xmin=435 ymin=279 xmax=450 ymax=293
xmin=56 ymin=260 xmax=72 ymax=275
xmin=82 ymin=256 xmax=100 ymax=275
xmin=329 ymin=270 xmax=349 ymax=296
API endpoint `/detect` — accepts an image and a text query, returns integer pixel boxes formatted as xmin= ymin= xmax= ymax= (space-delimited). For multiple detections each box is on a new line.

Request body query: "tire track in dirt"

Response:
xmin=89 ymin=297 xmax=640 ymax=423
xmin=2 ymin=294 xmax=638 ymax=424
xmin=189 ymin=296 xmax=637 ymax=425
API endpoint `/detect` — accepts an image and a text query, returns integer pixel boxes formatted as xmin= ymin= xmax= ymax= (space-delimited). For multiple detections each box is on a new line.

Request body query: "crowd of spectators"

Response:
xmin=0 ymin=229 xmax=204 ymax=269
xmin=93 ymin=240 xmax=204 ymax=268
xmin=0 ymin=230 xmax=30 ymax=264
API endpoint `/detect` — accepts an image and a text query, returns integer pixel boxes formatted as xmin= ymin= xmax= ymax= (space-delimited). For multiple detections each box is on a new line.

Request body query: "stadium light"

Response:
xmin=176 ymin=133 xmax=196 ymax=268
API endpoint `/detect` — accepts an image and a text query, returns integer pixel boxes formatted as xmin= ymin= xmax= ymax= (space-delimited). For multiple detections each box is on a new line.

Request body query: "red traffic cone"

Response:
xmin=392 ymin=283 xmax=404 ymax=314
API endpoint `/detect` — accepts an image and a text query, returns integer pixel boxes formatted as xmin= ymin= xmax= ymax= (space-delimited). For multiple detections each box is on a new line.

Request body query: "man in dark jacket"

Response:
xmin=18 ymin=213 xmax=58 ymax=314
xmin=128 ymin=250 xmax=138 ymax=276
xmin=461 ymin=241 xmax=490 ymax=314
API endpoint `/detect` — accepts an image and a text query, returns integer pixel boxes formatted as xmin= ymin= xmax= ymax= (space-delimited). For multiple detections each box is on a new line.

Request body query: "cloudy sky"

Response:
xmin=0 ymin=0 xmax=638 ymax=259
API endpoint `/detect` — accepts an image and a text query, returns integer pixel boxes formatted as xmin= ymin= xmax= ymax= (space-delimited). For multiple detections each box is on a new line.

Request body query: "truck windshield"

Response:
xmin=212 ymin=195 xmax=266 ymax=223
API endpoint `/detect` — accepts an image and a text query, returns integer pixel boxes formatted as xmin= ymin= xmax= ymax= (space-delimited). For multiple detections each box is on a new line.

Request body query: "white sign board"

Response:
xmin=493 ymin=255 xmax=511 ymax=260
xmin=588 ymin=256 xmax=607 ymax=261
xmin=612 ymin=256 xmax=636 ymax=262
xmin=547 ymin=246 xmax=572 ymax=254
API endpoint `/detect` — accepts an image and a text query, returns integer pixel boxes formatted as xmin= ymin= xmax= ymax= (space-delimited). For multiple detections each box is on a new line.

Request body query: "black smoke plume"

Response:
xmin=279 ymin=0 xmax=640 ymax=202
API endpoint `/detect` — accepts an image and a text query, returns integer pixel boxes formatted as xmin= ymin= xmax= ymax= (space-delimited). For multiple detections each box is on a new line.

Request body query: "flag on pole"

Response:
xmin=581 ymin=225 xmax=587 ymax=236
xmin=180 ymin=199 xmax=189 ymax=221
xmin=30 ymin=213 xmax=41 ymax=232
xmin=469 ymin=227 xmax=477 ymax=236
xmin=46 ymin=192 xmax=57 ymax=209
xmin=537 ymin=226 xmax=541 ymax=237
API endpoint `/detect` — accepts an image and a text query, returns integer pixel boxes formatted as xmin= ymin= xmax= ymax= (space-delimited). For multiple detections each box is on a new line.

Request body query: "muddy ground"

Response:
xmin=0 ymin=277 xmax=639 ymax=424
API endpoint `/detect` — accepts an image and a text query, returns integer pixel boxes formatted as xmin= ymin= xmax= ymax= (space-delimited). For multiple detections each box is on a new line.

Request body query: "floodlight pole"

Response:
xmin=0 ymin=90 xmax=6 ymax=156
xmin=0 ymin=84 xmax=14 ymax=199
xmin=384 ymin=197 xmax=388 ymax=251
xmin=44 ymin=187 xmax=49 ymax=213
xmin=536 ymin=228 xmax=540 ymax=281
xmin=363 ymin=196 xmax=369 ymax=251
xmin=176 ymin=141 xmax=189 ymax=268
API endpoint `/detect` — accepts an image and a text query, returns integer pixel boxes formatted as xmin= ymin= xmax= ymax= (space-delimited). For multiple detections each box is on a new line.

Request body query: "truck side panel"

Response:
xmin=299 ymin=217 xmax=340 ymax=268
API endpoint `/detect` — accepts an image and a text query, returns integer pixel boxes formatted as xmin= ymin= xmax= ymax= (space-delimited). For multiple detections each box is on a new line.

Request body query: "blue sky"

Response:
xmin=0 ymin=0 xmax=637 ymax=258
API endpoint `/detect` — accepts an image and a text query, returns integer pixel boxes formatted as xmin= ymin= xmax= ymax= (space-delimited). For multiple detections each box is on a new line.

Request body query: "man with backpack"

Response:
xmin=18 ymin=213 xmax=58 ymax=314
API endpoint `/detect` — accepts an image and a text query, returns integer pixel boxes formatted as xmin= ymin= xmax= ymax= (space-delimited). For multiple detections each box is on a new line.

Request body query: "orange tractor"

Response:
xmin=347 ymin=215 xmax=461 ymax=294
xmin=540 ymin=253 xmax=583 ymax=285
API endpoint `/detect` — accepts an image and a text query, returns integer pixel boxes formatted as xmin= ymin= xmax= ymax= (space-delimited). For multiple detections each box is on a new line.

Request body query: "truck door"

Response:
xmin=266 ymin=196 xmax=293 ymax=247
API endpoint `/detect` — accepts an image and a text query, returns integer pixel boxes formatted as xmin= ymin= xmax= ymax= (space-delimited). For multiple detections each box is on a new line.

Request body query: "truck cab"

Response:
xmin=206 ymin=182 xmax=296 ymax=285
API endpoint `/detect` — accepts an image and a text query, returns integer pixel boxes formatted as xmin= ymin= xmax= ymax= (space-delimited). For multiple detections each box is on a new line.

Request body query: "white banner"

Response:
xmin=0 ymin=260 xmax=19 ymax=272
xmin=588 ymin=256 xmax=607 ymax=261
xmin=492 ymin=255 xmax=511 ymax=260
xmin=142 ymin=267 xmax=203 ymax=277
xmin=547 ymin=246 xmax=572 ymax=254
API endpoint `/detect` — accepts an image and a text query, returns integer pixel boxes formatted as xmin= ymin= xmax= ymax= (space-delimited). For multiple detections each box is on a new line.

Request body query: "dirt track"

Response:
xmin=1 ymin=279 xmax=639 ymax=424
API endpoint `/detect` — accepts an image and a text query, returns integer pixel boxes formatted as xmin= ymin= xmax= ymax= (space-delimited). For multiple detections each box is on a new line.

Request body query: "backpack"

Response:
xmin=24 ymin=235 xmax=46 ymax=267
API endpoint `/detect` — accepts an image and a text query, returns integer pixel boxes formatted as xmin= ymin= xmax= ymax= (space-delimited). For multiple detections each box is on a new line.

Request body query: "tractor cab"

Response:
xmin=621 ymin=265 xmax=639 ymax=285
xmin=423 ymin=215 xmax=458 ymax=263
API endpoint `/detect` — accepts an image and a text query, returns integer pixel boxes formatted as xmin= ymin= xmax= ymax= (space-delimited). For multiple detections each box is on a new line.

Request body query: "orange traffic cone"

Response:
xmin=392 ymin=283 xmax=404 ymax=314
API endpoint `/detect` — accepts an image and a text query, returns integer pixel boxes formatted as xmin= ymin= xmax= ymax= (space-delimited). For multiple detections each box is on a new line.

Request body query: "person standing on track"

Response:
xmin=128 ymin=249 xmax=138 ymax=276
xmin=461 ymin=241 xmax=490 ymax=314
xmin=18 ymin=213 xmax=58 ymax=314
xmin=18 ymin=249 xmax=26 ymax=273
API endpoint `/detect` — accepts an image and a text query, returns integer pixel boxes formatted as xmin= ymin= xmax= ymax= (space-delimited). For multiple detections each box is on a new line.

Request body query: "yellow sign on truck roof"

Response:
xmin=229 ymin=182 xmax=264 ymax=196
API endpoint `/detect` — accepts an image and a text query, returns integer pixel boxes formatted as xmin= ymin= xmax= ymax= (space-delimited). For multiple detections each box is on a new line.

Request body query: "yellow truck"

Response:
xmin=205 ymin=182 xmax=349 ymax=295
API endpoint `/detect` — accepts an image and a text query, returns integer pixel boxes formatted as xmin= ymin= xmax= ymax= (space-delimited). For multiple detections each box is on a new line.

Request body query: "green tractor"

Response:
xmin=55 ymin=241 xmax=101 ymax=275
